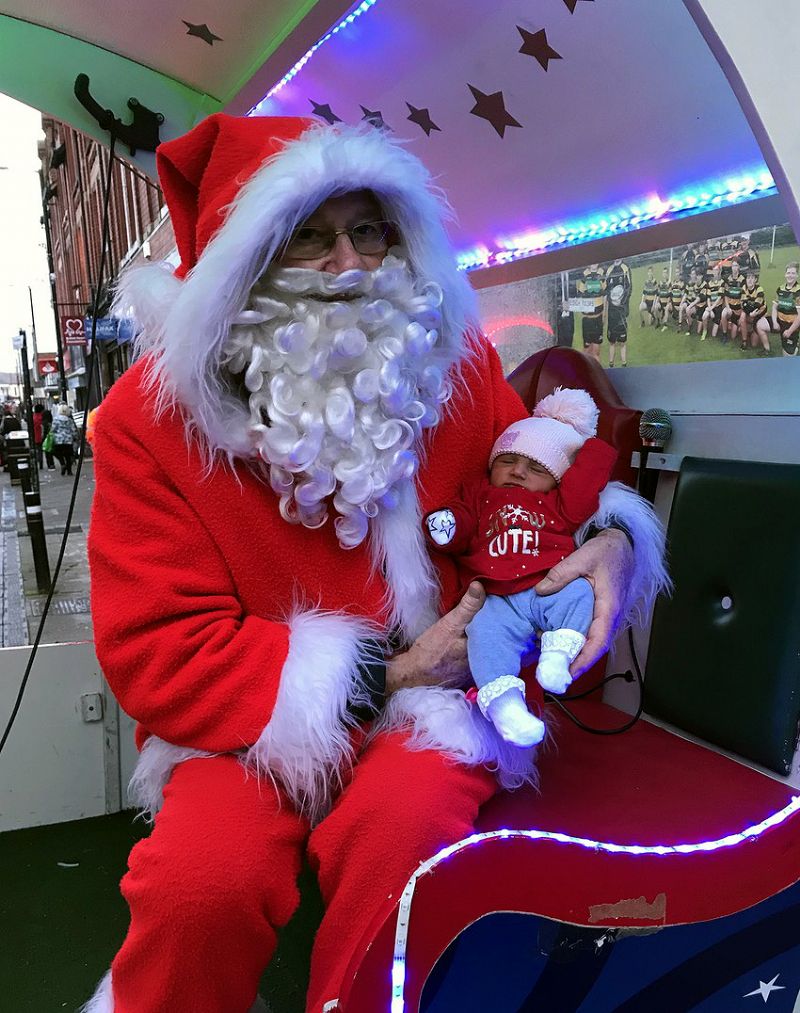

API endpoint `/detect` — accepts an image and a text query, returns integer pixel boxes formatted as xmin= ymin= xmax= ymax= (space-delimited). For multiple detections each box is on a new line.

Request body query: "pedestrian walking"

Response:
xmin=41 ymin=404 xmax=56 ymax=468
xmin=51 ymin=403 xmax=78 ymax=475
xmin=32 ymin=404 xmax=45 ymax=469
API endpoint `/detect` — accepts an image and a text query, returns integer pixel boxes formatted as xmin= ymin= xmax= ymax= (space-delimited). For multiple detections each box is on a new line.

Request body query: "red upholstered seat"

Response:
xmin=337 ymin=347 xmax=800 ymax=1013
xmin=507 ymin=346 xmax=641 ymax=489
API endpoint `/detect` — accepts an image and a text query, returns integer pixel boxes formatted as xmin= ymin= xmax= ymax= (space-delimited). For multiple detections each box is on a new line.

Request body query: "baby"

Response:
xmin=425 ymin=388 xmax=617 ymax=747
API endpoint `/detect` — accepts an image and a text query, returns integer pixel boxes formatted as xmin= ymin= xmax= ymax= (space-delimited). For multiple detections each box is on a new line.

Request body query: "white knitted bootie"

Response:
xmin=476 ymin=675 xmax=545 ymax=747
xmin=536 ymin=629 xmax=586 ymax=695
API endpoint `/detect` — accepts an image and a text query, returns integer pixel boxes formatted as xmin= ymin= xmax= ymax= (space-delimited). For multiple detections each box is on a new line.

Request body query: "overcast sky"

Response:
xmin=0 ymin=94 xmax=57 ymax=374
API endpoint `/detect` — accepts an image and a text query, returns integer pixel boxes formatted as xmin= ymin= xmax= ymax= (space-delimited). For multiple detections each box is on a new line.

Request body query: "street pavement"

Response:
xmin=2 ymin=455 xmax=95 ymax=644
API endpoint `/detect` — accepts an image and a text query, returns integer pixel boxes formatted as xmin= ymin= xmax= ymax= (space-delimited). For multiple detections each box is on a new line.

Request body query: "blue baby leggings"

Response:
xmin=466 ymin=578 xmax=594 ymax=688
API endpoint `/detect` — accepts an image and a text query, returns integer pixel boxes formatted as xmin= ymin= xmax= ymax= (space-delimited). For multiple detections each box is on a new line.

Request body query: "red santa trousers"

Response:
xmin=110 ymin=730 xmax=496 ymax=1013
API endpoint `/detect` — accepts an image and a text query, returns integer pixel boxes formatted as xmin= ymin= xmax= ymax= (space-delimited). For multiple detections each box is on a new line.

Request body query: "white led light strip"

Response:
xmin=249 ymin=0 xmax=381 ymax=110
xmin=389 ymin=795 xmax=800 ymax=1012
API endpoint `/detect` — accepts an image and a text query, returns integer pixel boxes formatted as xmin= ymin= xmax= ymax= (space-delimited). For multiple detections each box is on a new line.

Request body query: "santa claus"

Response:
xmin=83 ymin=114 xmax=667 ymax=1013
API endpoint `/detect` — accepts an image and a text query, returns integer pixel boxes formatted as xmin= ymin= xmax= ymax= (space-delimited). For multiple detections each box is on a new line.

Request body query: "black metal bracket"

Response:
xmin=74 ymin=73 xmax=164 ymax=155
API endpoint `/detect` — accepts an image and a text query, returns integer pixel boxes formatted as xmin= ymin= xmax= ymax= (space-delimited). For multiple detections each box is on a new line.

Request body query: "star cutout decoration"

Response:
xmin=309 ymin=100 xmax=341 ymax=125
xmin=518 ymin=27 xmax=562 ymax=71
xmin=563 ymin=0 xmax=594 ymax=12
xmin=360 ymin=105 xmax=389 ymax=130
xmin=468 ymin=85 xmax=522 ymax=139
xmin=182 ymin=21 xmax=222 ymax=45
xmin=406 ymin=103 xmax=441 ymax=137
xmin=743 ymin=974 xmax=786 ymax=1003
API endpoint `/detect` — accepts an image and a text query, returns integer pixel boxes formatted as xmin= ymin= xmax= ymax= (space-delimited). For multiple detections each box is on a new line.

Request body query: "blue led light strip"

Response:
xmin=457 ymin=170 xmax=777 ymax=272
xmin=248 ymin=0 xmax=381 ymax=111
xmin=389 ymin=794 xmax=800 ymax=1012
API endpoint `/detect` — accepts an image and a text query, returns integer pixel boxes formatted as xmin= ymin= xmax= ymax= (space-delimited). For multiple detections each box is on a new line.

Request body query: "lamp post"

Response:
xmin=39 ymin=182 xmax=69 ymax=402
xmin=16 ymin=328 xmax=39 ymax=493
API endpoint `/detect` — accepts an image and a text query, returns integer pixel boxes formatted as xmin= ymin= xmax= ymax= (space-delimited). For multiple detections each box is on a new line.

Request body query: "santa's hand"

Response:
xmin=385 ymin=582 xmax=485 ymax=693
xmin=534 ymin=529 xmax=633 ymax=677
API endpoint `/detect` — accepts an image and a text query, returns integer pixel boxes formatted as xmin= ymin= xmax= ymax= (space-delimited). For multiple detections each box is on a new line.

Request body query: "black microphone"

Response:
xmin=637 ymin=408 xmax=673 ymax=502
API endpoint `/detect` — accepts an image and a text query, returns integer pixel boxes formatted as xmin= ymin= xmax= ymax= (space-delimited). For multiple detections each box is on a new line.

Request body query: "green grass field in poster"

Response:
xmin=591 ymin=244 xmax=800 ymax=367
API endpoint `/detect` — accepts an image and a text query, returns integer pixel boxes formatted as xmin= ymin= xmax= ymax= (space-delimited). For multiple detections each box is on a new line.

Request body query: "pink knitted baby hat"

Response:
xmin=489 ymin=387 xmax=600 ymax=480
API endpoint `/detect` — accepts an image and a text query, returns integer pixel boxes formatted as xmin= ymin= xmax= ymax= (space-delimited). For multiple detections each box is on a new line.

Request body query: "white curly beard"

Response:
xmin=221 ymin=253 xmax=457 ymax=549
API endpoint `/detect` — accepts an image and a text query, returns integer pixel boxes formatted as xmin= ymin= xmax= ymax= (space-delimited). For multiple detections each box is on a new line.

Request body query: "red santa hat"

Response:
xmin=489 ymin=387 xmax=599 ymax=480
xmin=114 ymin=113 xmax=478 ymax=459
xmin=156 ymin=115 xmax=313 ymax=279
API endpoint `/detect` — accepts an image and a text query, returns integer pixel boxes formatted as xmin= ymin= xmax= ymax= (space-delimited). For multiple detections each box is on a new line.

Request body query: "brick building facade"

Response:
xmin=39 ymin=117 xmax=176 ymax=407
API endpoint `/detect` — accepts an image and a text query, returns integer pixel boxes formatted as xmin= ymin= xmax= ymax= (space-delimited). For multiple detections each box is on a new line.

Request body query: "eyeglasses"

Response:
xmin=283 ymin=220 xmax=398 ymax=260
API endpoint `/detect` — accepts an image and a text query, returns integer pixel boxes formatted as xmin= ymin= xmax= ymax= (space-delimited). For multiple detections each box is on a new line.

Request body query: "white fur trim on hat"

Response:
xmin=372 ymin=686 xmax=539 ymax=791
xmin=114 ymin=124 xmax=478 ymax=463
xmin=490 ymin=388 xmax=600 ymax=481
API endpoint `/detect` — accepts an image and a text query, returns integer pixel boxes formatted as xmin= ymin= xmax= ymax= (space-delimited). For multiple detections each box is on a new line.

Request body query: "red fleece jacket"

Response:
xmin=88 ymin=337 xmax=528 ymax=754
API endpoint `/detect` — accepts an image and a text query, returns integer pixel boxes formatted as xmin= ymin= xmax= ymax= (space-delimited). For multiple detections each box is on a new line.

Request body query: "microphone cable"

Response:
xmin=0 ymin=133 xmax=116 ymax=757
xmin=543 ymin=627 xmax=645 ymax=736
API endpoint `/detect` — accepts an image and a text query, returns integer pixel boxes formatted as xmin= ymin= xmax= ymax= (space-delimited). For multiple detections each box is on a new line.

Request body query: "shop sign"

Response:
xmin=61 ymin=316 xmax=87 ymax=346
xmin=84 ymin=317 xmax=135 ymax=343
xmin=37 ymin=355 xmax=58 ymax=376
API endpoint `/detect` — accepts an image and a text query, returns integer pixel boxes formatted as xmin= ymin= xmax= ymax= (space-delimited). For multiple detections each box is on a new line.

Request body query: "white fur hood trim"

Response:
xmin=576 ymin=481 xmax=671 ymax=627
xmin=126 ymin=608 xmax=380 ymax=825
xmin=114 ymin=124 xmax=478 ymax=460
xmin=372 ymin=686 xmax=539 ymax=791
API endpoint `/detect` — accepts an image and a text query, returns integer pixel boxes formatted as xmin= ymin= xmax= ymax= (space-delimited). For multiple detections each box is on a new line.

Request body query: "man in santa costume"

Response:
xmin=83 ymin=113 xmax=667 ymax=1013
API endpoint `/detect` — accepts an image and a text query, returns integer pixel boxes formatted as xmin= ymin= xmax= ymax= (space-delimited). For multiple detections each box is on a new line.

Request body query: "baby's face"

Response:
xmin=490 ymin=454 xmax=557 ymax=494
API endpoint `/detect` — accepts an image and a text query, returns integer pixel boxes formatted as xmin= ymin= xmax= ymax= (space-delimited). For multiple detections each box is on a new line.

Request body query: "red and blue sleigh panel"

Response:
xmin=338 ymin=701 xmax=800 ymax=1012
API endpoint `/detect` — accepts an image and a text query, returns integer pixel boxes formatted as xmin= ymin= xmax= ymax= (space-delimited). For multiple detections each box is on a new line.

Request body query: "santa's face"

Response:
xmin=490 ymin=453 xmax=557 ymax=494
xmin=279 ymin=191 xmax=392 ymax=274
xmin=222 ymin=196 xmax=454 ymax=549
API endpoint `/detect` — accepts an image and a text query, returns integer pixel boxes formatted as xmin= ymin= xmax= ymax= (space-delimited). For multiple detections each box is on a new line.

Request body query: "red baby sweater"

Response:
xmin=425 ymin=437 xmax=617 ymax=595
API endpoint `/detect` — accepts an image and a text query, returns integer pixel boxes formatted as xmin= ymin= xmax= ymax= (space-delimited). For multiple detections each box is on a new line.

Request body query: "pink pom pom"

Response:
xmin=533 ymin=387 xmax=599 ymax=438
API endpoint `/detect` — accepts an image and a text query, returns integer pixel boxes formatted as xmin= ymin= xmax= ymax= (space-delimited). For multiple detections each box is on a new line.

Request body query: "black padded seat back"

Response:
xmin=644 ymin=456 xmax=800 ymax=775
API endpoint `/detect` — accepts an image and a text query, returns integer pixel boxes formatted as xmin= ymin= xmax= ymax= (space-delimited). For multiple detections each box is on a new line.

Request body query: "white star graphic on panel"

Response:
xmin=743 ymin=974 xmax=786 ymax=1002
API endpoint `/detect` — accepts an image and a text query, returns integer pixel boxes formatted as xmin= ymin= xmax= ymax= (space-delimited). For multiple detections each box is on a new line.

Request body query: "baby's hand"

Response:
xmin=425 ymin=509 xmax=457 ymax=545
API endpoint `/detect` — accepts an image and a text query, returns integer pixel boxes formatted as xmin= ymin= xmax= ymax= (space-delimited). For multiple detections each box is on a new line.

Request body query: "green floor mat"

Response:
xmin=0 ymin=812 xmax=324 ymax=1012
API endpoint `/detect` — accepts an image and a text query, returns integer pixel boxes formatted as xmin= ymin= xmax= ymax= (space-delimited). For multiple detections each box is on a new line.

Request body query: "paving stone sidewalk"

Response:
xmin=1 ymin=458 xmax=95 ymax=645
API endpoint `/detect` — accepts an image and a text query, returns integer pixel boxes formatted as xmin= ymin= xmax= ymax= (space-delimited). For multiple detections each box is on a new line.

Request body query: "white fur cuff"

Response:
xmin=372 ymin=686 xmax=538 ymax=791
xmin=80 ymin=970 xmax=113 ymax=1012
xmin=128 ymin=737 xmax=215 ymax=820
xmin=127 ymin=610 xmax=380 ymax=825
xmin=576 ymin=481 xmax=671 ymax=627
xmin=244 ymin=608 xmax=381 ymax=824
